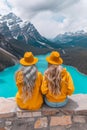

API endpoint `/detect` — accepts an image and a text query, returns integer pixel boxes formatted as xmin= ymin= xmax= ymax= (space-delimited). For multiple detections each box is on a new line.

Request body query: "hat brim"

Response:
xmin=20 ymin=57 xmax=38 ymax=66
xmin=46 ymin=56 xmax=63 ymax=65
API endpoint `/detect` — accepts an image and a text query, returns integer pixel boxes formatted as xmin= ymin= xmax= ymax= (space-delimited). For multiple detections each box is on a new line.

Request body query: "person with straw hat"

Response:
xmin=41 ymin=51 xmax=74 ymax=108
xmin=15 ymin=52 xmax=43 ymax=110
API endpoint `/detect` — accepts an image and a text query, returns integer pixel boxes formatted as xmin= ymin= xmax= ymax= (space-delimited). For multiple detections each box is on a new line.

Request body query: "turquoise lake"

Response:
xmin=0 ymin=54 xmax=87 ymax=97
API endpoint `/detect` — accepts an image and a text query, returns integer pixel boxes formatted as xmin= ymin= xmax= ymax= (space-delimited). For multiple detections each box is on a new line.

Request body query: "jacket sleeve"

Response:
xmin=67 ymin=72 xmax=74 ymax=95
xmin=41 ymin=76 xmax=48 ymax=95
xmin=15 ymin=71 xmax=24 ymax=87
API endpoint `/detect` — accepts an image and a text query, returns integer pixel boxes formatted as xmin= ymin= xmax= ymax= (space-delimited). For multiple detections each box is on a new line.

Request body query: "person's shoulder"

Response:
xmin=61 ymin=68 xmax=67 ymax=74
xmin=61 ymin=68 xmax=68 ymax=77
xmin=61 ymin=68 xmax=71 ymax=78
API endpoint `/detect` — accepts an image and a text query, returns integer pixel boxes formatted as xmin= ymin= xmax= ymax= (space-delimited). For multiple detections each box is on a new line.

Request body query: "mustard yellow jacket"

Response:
xmin=15 ymin=71 xmax=43 ymax=110
xmin=41 ymin=68 xmax=74 ymax=102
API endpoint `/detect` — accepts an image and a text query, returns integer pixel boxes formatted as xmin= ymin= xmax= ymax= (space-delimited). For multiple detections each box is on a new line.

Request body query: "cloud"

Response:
xmin=5 ymin=0 xmax=12 ymax=9
xmin=30 ymin=11 xmax=67 ymax=38
xmin=1 ymin=0 xmax=87 ymax=38
xmin=0 ymin=0 xmax=11 ymax=14
xmin=7 ymin=0 xmax=79 ymax=18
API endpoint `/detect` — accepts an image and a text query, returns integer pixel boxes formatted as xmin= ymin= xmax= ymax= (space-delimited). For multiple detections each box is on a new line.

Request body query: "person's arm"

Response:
xmin=67 ymin=72 xmax=74 ymax=95
xmin=15 ymin=71 xmax=24 ymax=87
xmin=41 ymin=76 xmax=48 ymax=95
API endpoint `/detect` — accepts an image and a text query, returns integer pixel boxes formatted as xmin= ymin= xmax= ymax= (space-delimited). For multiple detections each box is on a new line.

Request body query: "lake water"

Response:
xmin=0 ymin=54 xmax=87 ymax=97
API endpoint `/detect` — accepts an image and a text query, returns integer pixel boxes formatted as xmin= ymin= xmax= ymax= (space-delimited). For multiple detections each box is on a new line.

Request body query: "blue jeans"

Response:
xmin=44 ymin=97 xmax=68 ymax=108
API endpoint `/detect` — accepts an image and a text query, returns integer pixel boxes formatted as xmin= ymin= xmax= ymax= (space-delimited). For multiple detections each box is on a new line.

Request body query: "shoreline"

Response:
xmin=64 ymin=64 xmax=87 ymax=76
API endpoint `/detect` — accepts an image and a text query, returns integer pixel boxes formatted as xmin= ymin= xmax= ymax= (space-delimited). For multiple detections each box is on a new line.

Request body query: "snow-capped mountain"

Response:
xmin=53 ymin=30 xmax=87 ymax=48
xmin=0 ymin=12 xmax=53 ymax=49
xmin=53 ymin=30 xmax=87 ymax=43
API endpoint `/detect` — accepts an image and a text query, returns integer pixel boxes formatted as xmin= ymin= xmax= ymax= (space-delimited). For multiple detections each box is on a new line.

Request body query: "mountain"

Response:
xmin=0 ymin=12 xmax=54 ymax=49
xmin=53 ymin=30 xmax=87 ymax=48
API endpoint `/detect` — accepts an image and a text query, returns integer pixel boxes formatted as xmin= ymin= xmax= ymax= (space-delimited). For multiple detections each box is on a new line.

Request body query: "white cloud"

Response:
xmin=1 ymin=0 xmax=87 ymax=38
xmin=7 ymin=0 xmax=79 ymax=19
xmin=31 ymin=11 xmax=68 ymax=38
xmin=0 ymin=0 xmax=11 ymax=14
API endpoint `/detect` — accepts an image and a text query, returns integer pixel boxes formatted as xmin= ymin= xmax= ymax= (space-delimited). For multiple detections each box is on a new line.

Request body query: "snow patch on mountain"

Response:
xmin=53 ymin=30 xmax=87 ymax=44
xmin=37 ymin=41 xmax=53 ymax=49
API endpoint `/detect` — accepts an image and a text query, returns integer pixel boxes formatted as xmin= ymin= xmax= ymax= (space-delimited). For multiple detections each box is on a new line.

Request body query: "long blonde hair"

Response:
xmin=44 ymin=65 xmax=63 ymax=95
xmin=16 ymin=65 xmax=37 ymax=103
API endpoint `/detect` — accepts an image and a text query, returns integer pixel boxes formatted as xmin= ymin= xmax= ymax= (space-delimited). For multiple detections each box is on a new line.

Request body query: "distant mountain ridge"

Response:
xmin=52 ymin=30 xmax=87 ymax=48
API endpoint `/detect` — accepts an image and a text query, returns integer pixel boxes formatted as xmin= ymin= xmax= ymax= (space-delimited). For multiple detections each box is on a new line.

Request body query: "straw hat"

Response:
xmin=46 ymin=51 xmax=63 ymax=65
xmin=20 ymin=52 xmax=38 ymax=66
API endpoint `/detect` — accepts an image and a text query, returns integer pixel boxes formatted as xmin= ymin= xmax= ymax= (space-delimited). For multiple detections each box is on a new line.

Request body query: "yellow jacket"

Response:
xmin=41 ymin=68 xmax=74 ymax=102
xmin=15 ymin=71 xmax=43 ymax=110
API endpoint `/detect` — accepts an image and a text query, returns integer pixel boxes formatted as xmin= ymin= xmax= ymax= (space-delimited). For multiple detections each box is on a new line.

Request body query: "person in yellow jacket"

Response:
xmin=41 ymin=51 xmax=74 ymax=107
xmin=15 ymin=52 xmax=43 ymax=110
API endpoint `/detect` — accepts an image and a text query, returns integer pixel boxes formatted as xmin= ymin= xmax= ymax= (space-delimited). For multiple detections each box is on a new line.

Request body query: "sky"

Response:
xmin=0 ymin=0 xmax=87 ymax=38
